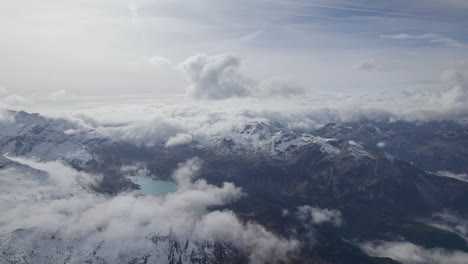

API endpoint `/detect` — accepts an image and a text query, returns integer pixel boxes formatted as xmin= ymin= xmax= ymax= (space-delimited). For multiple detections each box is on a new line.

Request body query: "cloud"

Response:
xmin=377 ymin=142 xmax=386 ymax=148
xmin=1 ymin=94 xmax=34 ymax=107
xmin=0 ymin=86 xmax=7 ymax=96
xmin=129 ymin=56 xmax=172 ymax=67
xmin=422 ymin=210 xmax=468 ymax=242
xmin=257 ymin=79 xmax=305 ymax=98
xmin=433 ymin=170 xmax=468 ymax=183
xmin=144 ymin=56 xmax=172 ymax=66
xmin=165 ymin=133 xmax=193 ymax=148
xmin=48 ymin=90 xmax=67 ymax=101
xmin=381 ymin=33 xmax=468 ymax=48
xmin=12 ymin=61 xmax=467 ymax=149
xmin=179 ymin=53 xmax=253 ymax=100
xmin=431 ymin=38 xmax=468 ymax=49
xmin=353 ymin=58 xmax=386 ymax=71
xmin=0 ymin=156 xmax=299 ymax=264
xmin=360 ymin=240 xmax=468 ymax=264
xmin=193 ymin=210 xmax=299 ymax=263
xmin=381 ymin=33 xmax=439 ymax=40
xmin=178 ymin=53 xmax=305 ymax=100
xmin=296 ymin=205 xmax=342 ymax=227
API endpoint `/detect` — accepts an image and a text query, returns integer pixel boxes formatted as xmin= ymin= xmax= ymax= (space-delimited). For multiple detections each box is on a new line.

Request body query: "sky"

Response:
xmin=0 ymin=0 xmax=467 ymax=101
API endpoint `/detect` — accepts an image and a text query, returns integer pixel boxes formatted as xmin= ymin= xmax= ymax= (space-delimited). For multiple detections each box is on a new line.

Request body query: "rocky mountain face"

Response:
xmin=1 ymin=110 xmax=468 ymax=264
xmin=0 ymin=111 xmax=97 ymax=169
xmin=315 ymin=121 xmax=468 ymax=174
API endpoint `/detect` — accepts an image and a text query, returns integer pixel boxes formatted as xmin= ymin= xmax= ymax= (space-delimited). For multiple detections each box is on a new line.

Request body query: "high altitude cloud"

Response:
xmin=0 ymin=156 xmax=298 ymax=264
xmin=178 ymin=53 xmax=305 ymax=100
xmin=381 ymin=33 xmax=468 ymax=48
xmin=360 ymin=240 xmax=468 ymax=264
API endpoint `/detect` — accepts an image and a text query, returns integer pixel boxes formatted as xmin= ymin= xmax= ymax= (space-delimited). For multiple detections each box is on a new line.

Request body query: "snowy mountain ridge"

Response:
xmin=198 ymin=121 xmax=373 ymax=159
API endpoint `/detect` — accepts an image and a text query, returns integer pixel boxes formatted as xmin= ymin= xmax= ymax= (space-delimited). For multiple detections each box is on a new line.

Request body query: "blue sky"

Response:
xmin=0 ymin=0 xmax=467 ymax=101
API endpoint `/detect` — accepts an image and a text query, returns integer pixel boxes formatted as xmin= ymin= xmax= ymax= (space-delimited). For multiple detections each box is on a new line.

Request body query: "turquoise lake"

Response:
xmin=128 ymin=176 xmax=177 ymax=196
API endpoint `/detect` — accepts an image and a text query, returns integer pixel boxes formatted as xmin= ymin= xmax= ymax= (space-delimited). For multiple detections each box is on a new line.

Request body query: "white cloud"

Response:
xmin=129 ymin=56 xmax=172 ymax=67
xmin=1 ymin=94 xmax=34 ymax=107
xmin=0 ymin=156 xmax=299 ymax=264
xmin=257 ymin=79 xmax=305 ymax=98
xmin=8 ymin=60 xmax=467 ymax=150
xmin=0 ymin=86 xmax=7 ymax=96
xmin=381 ymin=33 xmax=439 ymax=40
xmin=433 ymin=170 xmax=468 ymax=183
xmin=377 ymin=142 xmax=386 ymax=148
xmin=179 ymin=53 xmax=253 ymax=100
xmin=165 ymin=133 xmax=193 ymax=148
xmin=431 ymin=37 xmax=468 ymax=49
xmin=178 ymin=53 xmax=305 ymax=100
xmin=296 ymin=205 xmax=342 ymax=227
xmin=381 ymin=33 xmax=468 ymax=48
xmin=193 ymin=210 xmax=299 ymax=263
xmin=360 ymin=240 xmax=468 ymax=264
xmin=422 ymin=210 xmax=468 ymax=241
xmin=48 ymin=90 xmax=67 ymax=101
xmin=144 ymin=56 xmax=172 ymax=66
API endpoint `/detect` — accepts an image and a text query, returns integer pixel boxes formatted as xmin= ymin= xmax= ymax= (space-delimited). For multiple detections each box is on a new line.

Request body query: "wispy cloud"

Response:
xmin=360 ymin=240 xmax=468 ymax=264
xmin=432 ymin=170 xmax=468 ymax=183
xmin=255 ymin=0 xmax=418 ymax=18
xmin=422 ymin=210 xmax=468 ymax=242
xmin=381 ymin=33 xmax=468 ymax=48
xmin=353 ymin=58 xmax=387 ymax=71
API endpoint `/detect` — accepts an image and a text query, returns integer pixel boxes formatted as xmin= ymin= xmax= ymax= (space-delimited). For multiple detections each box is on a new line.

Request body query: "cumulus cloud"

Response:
xmin=360 ymin=240 xmax=468 ymax=264
xmin=178 ymin=53 xmax=305 ymax=100
xmin=431 ymin=64 xmax=468 ymax=118
xmin=0 ymin=156 xmax=298 ymax=264
xmin=165 ymin=133 xmax=193 ymax=148
xmin=296 ymin=205 xmax=343 ymax=227
xmin=179 ymin=53 xmax=252 ymax=100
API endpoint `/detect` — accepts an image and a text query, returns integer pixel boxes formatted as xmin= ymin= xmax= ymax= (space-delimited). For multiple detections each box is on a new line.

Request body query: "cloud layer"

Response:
xmin=0 ymin=156 xmax=298 ymax=264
